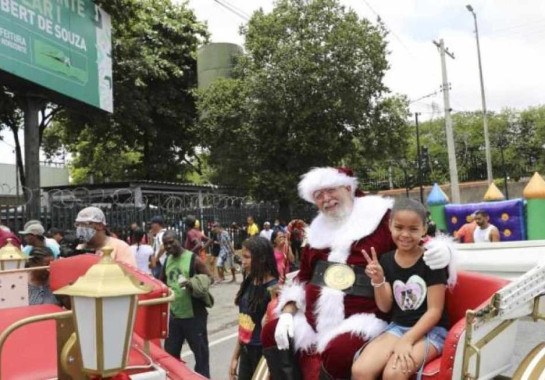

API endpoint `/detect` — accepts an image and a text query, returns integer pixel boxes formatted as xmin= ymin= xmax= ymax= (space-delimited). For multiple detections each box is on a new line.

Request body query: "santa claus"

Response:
xmin=261 ymin=167 xmax=454 ymax=379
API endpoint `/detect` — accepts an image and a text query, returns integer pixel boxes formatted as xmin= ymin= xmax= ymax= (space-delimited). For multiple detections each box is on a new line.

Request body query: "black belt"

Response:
xmin=310 ymin=260 xmax=374 ymax=297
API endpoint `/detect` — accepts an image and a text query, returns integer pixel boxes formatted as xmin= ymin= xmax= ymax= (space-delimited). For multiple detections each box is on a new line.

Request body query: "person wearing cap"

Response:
xmin=74 ymin=207 xmax=136 ymax=267
xmin=20 ymin=221 xmax=60 ymax=259
xmin=259 ymin=221 xmax=273 ymax=241
xmin=261 ymin=167 xmax=455 ymax=379
xmin=455 ymin=212 xmax=478 ymax=243
xmin=149 ymin=215 xmax=167 ymax=278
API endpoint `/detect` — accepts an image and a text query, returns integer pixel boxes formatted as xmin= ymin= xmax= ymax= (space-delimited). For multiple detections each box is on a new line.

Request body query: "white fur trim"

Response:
xmin=316 ymin=313 xmax=388 ymax=353
xmin=293 ymin=312 xmax=318 ymax=352
xmin=315 ymin=287 xmax=346 ymax=334
xmin=424 ymin=234 xmax=458 ymax=288
xmin=308 ymin=195 xmax=393 ymax=253
xmin=298 ymin=167 xmax=358 ymax=203
xmin=276 ymin=281 xmax=306 ymax=315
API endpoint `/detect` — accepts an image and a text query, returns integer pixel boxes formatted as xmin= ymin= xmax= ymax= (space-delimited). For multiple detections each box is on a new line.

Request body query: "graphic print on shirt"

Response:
xmin=393 ymin=275 xmax=427 ymax=311
xmin=238 ymin=313 xmax=256 ymax=344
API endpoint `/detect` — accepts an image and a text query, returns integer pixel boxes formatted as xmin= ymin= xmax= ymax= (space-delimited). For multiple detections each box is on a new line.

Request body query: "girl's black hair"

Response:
xmin=270 ymin=228 xmax=285 ymax=245
xmin=391 ymin=198 xmax=427 ymax=225
xmin=234 ymin=236 xmax=279 ymax=312
xmin=131 ymin=228 xmax=145 ymax=245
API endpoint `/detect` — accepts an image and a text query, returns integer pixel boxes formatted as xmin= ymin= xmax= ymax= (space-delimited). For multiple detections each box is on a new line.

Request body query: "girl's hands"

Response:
xmin=392 ymin=337 xmax=415 ymax=373
xmin=229 ymin=356 xmax=238 ymax=380
xmin=362 ymin=247 xmax=384 ymax=284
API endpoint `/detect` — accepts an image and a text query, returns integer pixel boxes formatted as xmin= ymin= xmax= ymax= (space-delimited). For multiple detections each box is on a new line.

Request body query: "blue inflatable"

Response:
xmin=444 ymin=199 xmax=526 ymax=241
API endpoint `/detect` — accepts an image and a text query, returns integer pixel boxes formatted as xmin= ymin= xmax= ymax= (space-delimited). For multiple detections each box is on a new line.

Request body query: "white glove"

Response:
xmin=274 ymin=312 xmax=294 ymax=350
xmin=423 ymin=238 xmax=452 ymax=270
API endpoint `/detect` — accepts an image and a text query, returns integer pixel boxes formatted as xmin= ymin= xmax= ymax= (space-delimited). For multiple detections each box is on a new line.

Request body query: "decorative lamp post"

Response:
xmin=0 ymin=239 xmax=26 ymax=270
xmin=54 ymin=247 xmax=151 ymax=378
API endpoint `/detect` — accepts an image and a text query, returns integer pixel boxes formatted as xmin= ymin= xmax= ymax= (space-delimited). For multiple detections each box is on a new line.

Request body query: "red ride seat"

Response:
xmin=418 ymin=271 xmax=509 ymax=379
xmin=0 ymin=255 xmax=205 ymax=379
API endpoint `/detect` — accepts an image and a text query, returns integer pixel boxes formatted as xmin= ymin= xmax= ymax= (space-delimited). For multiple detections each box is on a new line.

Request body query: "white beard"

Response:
xmin=321 ymin=200 xmax=352 ymax=221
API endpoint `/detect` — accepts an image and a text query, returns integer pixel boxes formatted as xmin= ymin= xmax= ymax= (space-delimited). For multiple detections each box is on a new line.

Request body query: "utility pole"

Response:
xmin=433 ymin=39 xmax=460 ymax=203
xmin=467 ymin=5 xmax=493 ymax=184
xmin=415 ymin=113 xmax=424 ymax=203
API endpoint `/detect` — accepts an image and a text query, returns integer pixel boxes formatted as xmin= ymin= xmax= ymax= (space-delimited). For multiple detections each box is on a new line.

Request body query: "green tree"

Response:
xmin=198 ymin=0 xmax=410 ymax=217
xmin=43 ymin=0 xmax=208 ymax=183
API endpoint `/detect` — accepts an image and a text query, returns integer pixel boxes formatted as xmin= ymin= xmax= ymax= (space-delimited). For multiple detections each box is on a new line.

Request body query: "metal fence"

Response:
xmin=0 ymin=186 xmax=316 ymax=243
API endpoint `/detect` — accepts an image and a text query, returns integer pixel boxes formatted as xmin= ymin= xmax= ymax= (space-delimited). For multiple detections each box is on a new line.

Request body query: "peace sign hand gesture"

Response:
xmin=362 ymin=247 xmax=384 ymax=284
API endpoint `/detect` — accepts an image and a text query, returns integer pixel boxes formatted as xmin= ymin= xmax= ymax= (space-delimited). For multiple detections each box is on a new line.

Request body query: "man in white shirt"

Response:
xmin=150 ymin=215 xmax=167 ymax=278
xmin=259 ymin=221 xmax=273 ymax=241
xmin=473 ymin=210 xmax=501 ymax=242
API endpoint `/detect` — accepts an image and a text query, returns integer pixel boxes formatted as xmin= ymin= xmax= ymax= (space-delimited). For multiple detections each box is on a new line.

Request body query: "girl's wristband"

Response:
xmin=371 ymin=277 xmax=386 ymax=288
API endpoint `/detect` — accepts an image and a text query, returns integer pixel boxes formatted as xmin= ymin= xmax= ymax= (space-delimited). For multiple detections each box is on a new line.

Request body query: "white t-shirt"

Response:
xmin=130 ymin=244 xmax=154 ymax=274
xmin=259 ymin=229 xmax=273 ymax=241
xmin=152 ymin=229 xmax=167 ymax=265
xmin=473 ymin=225 xmax=496 ymax=242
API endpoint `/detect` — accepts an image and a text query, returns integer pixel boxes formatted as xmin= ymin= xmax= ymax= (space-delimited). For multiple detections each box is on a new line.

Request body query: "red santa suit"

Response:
xmin=262 ymin=194 xmax=396 ymax=379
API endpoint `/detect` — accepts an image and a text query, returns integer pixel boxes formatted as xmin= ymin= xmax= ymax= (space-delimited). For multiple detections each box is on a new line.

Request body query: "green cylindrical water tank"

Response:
xmin=523 ymin=172 xmax=545 ymax=240
xmin=197 ymin=43 xmax=243 ymax=89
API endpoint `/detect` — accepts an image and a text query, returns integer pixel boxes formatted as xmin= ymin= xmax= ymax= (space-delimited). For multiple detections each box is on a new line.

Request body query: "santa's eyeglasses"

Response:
xmin=313 ymin=187 xmax=340 ymax=201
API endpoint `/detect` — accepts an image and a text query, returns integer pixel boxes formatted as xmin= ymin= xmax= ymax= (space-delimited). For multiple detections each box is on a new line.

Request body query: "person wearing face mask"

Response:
xmin=74 ymin=206 xmax=136 ymax=267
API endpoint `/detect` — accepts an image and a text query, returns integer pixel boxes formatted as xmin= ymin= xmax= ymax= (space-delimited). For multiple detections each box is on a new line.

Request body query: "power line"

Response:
xmin=359 ymin=0 xmax=415 ymax=57
xmin=213 ymin=0 xmax=249 ymax=21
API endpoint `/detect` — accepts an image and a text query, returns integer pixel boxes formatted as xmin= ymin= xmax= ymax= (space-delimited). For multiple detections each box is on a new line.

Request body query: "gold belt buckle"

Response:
xmin=323 ymin=263 xmax=356 ymax=291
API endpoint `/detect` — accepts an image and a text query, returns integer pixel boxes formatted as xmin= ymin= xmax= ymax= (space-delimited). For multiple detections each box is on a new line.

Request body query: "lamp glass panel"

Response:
xmin=3 ymin=260 xmax=19 ymax=271
xmin=73 ymin=297 xmax=98 ymax=370
xmin=102 ymin=296 xmax=133 ymax=369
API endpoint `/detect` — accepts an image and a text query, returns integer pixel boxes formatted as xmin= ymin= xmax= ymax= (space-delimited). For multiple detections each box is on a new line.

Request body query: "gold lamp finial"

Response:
xmin=0 ymin=238 xmax=26 ymax=270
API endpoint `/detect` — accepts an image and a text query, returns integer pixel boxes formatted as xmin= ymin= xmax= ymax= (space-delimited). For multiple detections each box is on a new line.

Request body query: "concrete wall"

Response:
xmin=0 ymin=163 xmax=69 ymax=195
xmin=378 ymin=179 xmax=529 ymax=204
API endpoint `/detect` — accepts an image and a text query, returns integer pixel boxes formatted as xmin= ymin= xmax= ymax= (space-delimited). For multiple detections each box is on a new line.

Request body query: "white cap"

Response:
xmin=19 ymin=222 xmax=45 ymax=236
xmin=298 ymin=167 xmax=358 ymax=203
xmin=76 ymin=206 xmax=107 ymax=225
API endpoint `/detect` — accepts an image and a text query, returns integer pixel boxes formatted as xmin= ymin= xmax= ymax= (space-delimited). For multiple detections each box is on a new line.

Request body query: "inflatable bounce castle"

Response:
xmin=428 ymin=172 xmax=545 ymax=241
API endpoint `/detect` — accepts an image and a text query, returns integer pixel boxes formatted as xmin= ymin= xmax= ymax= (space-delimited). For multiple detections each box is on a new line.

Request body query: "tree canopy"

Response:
xmin=42 ymin=0 xmax=208 ymax=183
xmin=197 ymin=0 xmax=410 ymax=216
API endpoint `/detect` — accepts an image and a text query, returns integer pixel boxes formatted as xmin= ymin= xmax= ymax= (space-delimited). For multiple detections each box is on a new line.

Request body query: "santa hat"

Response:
xmin=298 ymin=167 xmax=359 ymax=203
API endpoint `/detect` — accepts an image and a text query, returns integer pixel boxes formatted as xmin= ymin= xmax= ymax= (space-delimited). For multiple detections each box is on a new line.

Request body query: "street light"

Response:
xmin=466 ymin=4 xmax=493 ymax=185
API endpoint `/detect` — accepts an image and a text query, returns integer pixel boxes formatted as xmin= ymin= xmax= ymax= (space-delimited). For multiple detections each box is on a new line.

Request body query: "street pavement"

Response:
xmin=181 ymin=273 xmax=241 ymax=379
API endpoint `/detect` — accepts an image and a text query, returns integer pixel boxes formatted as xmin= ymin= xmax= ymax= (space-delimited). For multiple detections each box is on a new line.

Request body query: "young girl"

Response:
xmin=229 ymin=236 xmax=279 ymax=380
xmin=129 ymin=228 xmax=155 ymax=274
xmin=270 ymin=229 xmax=295 ymax=284
xmin=352 ymin=198 xmax=449 ymax=380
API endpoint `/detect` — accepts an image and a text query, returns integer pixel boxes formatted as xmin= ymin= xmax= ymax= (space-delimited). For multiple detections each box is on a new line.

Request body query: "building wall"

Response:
xmin=379 ymin=179 xmax=529 ymax=204
xmin=0 ymin=163 xmax=69 ymax=195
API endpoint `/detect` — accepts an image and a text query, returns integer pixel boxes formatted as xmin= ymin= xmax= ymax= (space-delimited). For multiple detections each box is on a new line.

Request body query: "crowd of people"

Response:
xmin=0 ymin=165 xmax=487 ymax=379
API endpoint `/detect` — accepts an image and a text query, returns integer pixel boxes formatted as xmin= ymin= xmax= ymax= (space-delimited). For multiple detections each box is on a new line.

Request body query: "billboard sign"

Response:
xmin=0 ymin=0 xmax=113 ymax=112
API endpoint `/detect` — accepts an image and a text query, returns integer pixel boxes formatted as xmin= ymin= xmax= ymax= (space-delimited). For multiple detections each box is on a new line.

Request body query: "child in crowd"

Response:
xmin=270 ymin=229 xmax=295 ymax=284
xmin=352 ymin=198 xmax=449 ymax=380
xmin=130 ymin=228 xmax=155 ymax=274
xmin=229 ymin=237 xmax=279 ymax=380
